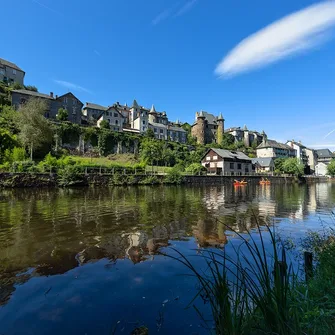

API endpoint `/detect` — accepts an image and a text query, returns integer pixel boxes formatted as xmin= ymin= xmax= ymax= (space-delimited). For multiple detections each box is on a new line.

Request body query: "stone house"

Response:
xmin=201 ymin=148 xmax=253 ymax=175
xmin=316 ymin=149 xmax=334 ymax=164
xmin=11 ymin=89 xmax=83 ymax=124
xmin=97 ymin=105 xmax=124 ymax=131
xmin=191 ymin=111 xmax=224 ymax=145
xmin=225 ymin=126 xmax=266 ymax=147
xmin=167 ymin=123 xmax=187 ymax=143
xmin=0 ymin=58 xmax=25 ymax=85
xmin=251 ymin=157 xmax=275 ymax=173
xmin=315 ymin=162 xmax=329 ymax=176
xmin=256 ymin=139 xmax=296 ymax=159
xmin=286 ymin=140 xmax=317 ymax=173
xmin=83 ymin=102 xmax=108 ymax=122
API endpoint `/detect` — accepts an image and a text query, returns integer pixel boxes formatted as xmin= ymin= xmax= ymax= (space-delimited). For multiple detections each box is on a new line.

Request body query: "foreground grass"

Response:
xmin=169 ymin=219 xmax=335 ymax=335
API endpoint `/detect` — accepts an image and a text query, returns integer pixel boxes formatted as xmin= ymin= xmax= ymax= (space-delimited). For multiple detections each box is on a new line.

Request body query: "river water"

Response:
xmin=0 ymin=183 xmax=335 ymax=334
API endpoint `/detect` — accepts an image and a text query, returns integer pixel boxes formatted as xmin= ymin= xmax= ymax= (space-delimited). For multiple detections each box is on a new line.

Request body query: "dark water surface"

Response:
xmin=0 ymin=183 xmax=335 ymax=334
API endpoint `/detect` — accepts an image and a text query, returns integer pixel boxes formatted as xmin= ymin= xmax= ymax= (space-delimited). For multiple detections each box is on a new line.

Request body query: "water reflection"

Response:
xmin=0 ymin=183 xmax=334 ymax=310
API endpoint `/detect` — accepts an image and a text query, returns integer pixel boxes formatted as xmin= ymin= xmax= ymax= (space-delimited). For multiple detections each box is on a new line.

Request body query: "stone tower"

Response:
xmin=194 ymin=111 xmax=206 ymax=145
xmin=243 ymin=125 xmax=250 ymax=147
xmin=217 ymin=112 xmax=225 ymax=144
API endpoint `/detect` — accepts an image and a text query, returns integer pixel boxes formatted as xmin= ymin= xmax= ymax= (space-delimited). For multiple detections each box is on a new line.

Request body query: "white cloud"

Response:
xmin=54 ymin=80 xmax=92 ymax=94
xmin=152 ymin=8 xmax=172 ymax=25
xmin=215 ymin=1 xmax=335 ymax=78
xmin=152 ymin=0 xmax=198 ymax=25
xmin=32 ymin=0 xmax=63 ymax=15
xmin=323 ymin=128 xmax=335 ymax=139
xmin=175 ymin=0 xmax=197 ymax=17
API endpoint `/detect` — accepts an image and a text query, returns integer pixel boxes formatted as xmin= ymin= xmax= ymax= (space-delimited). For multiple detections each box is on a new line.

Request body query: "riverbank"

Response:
xmin=0 ymin=172 xmax=331 ymax=188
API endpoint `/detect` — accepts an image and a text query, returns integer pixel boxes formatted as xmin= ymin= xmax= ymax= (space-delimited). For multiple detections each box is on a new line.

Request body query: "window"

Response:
xmin=230 ymin=163 xmax=234 ymax=169
xmin=206 ymin=156 xmax=210 ymax=161
xmin=0 ymin=69 xmax=4 ymax=75
xmin=13 ymin=69 xmax=16 ymax=75
xmin=143 ymin=120 xmax=146 ymax=125
xmin=160 ymin=129 xmax=163 ymax=134
xmin=114 ymin=113 xmax=118 ymax=117
xmin=115 ymin=120 xmax=118 ymax=125
xmin=64 ymin=97 xmax=68 ymax=104
xmin=237 ymin=163 xmax=242 ymax=170
xmin=213 ymin=155 xmax=218 ymax=160
xmin=72 ymin=107 xmax=77 ymax=115
xmin=154 ymin=128 xmax=157 ymax=133
xmin=73 ymin=99 xmax=76 ymax=105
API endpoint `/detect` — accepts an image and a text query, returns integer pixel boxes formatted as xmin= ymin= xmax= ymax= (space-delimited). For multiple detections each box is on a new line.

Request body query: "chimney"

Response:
xmin=55 ymin=95 xmax=58 ymax=99
xmin=50 ymin=92 xmax=54 ymax=98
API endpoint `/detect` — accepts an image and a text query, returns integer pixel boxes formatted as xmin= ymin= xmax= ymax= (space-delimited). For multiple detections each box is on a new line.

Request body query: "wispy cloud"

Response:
xmin=215 ymin=1 xmax=335 ymax=78
xmin=32 ymin=0 xmax=63 ymax=15
xmin=324 ymin=128 xmax=335 ymax=139
xmin=94 ymin=50 xmax=101 ymax=56
xmin=152 ymin=0 xmax=198 ymax=25
xmin=175 ymin=0 xmax=197 ymax=17
xmin=152 ymin=8 xmax=173 ymax=25
xmin=54 ymin=80 xmax=93 ymax=94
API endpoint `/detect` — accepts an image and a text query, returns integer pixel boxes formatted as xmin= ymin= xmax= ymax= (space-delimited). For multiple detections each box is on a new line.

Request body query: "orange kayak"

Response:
xmin=234 ymin=180 xmax=247 ymax=186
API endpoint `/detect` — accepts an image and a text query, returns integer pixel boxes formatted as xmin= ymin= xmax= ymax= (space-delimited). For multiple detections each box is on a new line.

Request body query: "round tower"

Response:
xmin=196 ymin=111 xmax=206 ymax=145
xmin=217 ymin=112 xmax=225 ymax=144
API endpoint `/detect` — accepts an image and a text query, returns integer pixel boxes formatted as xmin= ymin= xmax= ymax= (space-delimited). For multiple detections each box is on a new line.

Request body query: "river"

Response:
xmin=0 ymin=183 xmax=335 ymax=334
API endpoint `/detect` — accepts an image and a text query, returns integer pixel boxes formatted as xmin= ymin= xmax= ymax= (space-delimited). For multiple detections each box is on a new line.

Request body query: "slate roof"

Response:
xmin=257 ymin=139 xmax=293 ymax=150
xmin=202 ymin=111 xmax=217 ymax=125
xmin=0 ymin=58 xmax=24 ymax=72
xmin=316 ymin=149 xmax=334 ymax=159
xmin=204 ymin=148 xmax=252 ymax=161
xmin=149 ymin=122 xmax=167 ymax=128
xmin=286 ymin=140 xmax=306 ymax=148
xmin=251 ymin=157 xmax=274 ymax=167
xmin=11 ymin=89 xmax=53 ymax=100
xmin=84 ymin=102 xmax=108 ymax=111
xmin=168 ymin=125 xmax=187 ymax=132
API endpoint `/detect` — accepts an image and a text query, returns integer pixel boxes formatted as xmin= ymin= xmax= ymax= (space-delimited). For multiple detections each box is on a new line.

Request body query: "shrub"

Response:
xmin=164 ymin=168 xmax=184 ymax=184
xmin=58 ymin=165 xmax=85 ymax=187
xmin=139 ymin=175 xmax=160 ymax=185
xmin=185 ymin=163 xmax=205 ymax=175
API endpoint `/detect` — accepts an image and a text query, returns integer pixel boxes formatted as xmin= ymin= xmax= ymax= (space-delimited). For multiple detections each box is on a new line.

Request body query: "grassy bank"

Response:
xmin=170 ymin=218 xmax=335 ymax=335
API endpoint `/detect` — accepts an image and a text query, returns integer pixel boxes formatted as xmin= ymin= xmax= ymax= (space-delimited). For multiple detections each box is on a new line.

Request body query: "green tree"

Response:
xmin=24 ymin=85 xmax=38 ymax=92
xmin=99 ymin=120 xmax=110 ymax=129
xmin=185 ymin=163 xmax=205 ymax=175
xmin=0 ymin=105 xmax=18 ymax=133
xmin=144 ymin=128 xmax=155 ymax=139
xmin=221 ymin=133 xmax=235 ymax=148
xmin=274 ymin=158 xmax=286 ymax=173
xmin=282 ymin=158 xmax=304 ymax=176
xmin=251 ymin=138 xmax=258 ymax=149
xmin=56 ymin=108 xmax=68 ymax=121
xmin=0 ymin=129 xmax=18 ymax=161
xmin=15 ymin=98 xmax=53 ymax=160
xmin=140 ymin=138 xmax=161 ymax=166
xmin=327 ymin=159 xmax=335 ymax=176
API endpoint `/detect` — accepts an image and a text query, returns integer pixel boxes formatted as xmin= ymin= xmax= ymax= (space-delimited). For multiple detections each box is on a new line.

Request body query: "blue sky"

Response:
xmin=2 ymin=0 xmax=335 ymax=149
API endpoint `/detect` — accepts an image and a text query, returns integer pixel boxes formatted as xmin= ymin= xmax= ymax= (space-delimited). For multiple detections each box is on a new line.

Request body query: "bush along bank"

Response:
xmin=0 ymin=170 xmax=185 ymax=188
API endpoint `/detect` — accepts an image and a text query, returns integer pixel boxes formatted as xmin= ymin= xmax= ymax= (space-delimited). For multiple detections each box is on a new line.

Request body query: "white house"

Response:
xmin=315 ymin=162 xmax=328 ymax=176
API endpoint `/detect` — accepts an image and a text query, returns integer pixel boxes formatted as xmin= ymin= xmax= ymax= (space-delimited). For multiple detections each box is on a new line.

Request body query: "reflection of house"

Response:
xmin=257 ymin=138 xmax=296 ymax=159
xmin=191 ymin=111 xmax=224 ymax=145
xmin=11 ymin=90 xmax=83 ymax=124
xmin=251 ymin=157 xmax=275 ymax=173
xmin=225 ymin=126 xmax=266 ymax=147
xmin=201 ymin=148 xmax=253 ymax=175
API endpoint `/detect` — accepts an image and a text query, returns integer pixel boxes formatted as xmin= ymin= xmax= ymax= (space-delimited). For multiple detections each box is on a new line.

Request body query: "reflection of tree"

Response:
xmin=1 ymin=183 xmax=334 ymax=306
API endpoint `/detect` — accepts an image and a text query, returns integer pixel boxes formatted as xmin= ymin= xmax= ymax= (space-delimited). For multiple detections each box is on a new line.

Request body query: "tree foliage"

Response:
xmin=327 ymin=159 xmax=335 ymax=177
xmin=282 ymin=158 xmax=304 ymax=176
xmin=221 ymin=133 xmax=235 ymax=149
xmin=99 ymin=120 xmax=110 ymax=129
xmin=15 ymin=98 xmax=53 ymax=160
xmin=56 ymin=108 xmax=68 ymax=121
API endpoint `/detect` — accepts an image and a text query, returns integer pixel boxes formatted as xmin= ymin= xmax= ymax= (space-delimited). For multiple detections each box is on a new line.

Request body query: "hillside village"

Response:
xmin=1 ymin=57 xmax=334 ymax=177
